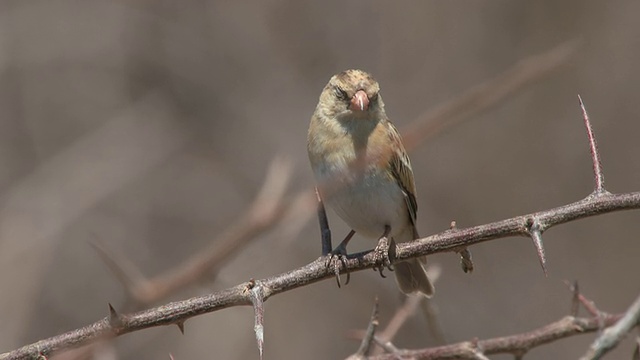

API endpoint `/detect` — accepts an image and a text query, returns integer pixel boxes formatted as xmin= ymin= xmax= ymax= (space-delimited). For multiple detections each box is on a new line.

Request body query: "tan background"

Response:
xmin=1 ymin=1 xmax=639 ymax=359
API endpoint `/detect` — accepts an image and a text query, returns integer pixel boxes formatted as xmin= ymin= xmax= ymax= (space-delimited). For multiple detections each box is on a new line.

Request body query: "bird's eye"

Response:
xmin=334 ymin=87 xmax=348 ymax=100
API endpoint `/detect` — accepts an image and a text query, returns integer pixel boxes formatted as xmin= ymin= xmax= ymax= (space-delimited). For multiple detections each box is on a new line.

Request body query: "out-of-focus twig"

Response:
xmin=580 ymin=293 xmax=640 ymax=360
xmin=371 ymin=314 xmax=624 ymax=360
xmin=351 ymin=286 xmax=636 ymax=359
xmin=348 ymin=267 xmax=443 ymax=355
xmin=401 ymin=40 xmax=580 ymax=150
xmin=347 ymin=298 xmax=380 ymax=360
xmin=95 ymin=157 xmax=293 ymax=307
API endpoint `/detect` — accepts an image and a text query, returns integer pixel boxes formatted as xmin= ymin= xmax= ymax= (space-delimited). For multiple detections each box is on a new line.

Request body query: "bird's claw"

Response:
xmin=325 ymin=243 xmax=350 ymax=287
xmin=372 ymin=236 xmax=395 ymax=278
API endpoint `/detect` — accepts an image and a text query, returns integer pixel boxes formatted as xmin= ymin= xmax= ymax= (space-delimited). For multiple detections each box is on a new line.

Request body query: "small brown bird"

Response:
xmin=307 ymin=69 xmax=434 ymax=297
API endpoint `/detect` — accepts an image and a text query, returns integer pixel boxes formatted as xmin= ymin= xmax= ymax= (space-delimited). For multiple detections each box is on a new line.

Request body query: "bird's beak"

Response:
xmin=349 ymin=90 xmax=369 ymax=112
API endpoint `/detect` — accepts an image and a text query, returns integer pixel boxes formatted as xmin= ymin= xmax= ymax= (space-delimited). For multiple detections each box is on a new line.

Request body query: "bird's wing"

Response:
xmin=386 ymin=121 xmax=419 ymax=235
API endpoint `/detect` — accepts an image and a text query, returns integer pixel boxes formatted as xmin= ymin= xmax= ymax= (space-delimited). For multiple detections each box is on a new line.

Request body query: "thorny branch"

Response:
xmin=2 ymin=190 xmax=639 ymax=360
xmin=4 ymin=41 xmax=638 ymax=360
xmin=92 ymin=157 xmax=293 ymax=308
xmin=350 ymin=281 xmax=638 ymax=359
xmin=581 ymin=293 xmax=640 ymax=360
xmin=370 ymin=314 xmax=627 ymax=360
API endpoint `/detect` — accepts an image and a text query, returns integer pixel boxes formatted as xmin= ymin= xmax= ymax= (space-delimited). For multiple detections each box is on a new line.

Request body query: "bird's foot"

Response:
xmin=372 ymin=235 xmax=395 ymax=278
xmin=324 ymin=230 xmax=355 ymax=287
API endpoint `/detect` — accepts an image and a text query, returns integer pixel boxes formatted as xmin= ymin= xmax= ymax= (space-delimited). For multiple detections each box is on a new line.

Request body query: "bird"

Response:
xmin=307 ymin=69 xmax=434 ymax=297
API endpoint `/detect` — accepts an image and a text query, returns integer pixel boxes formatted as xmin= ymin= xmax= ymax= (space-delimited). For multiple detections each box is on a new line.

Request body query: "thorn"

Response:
xmin=176 ymin=321 xmax=185 ymax=335
xmin=565 ymin=280 xmax=580 ymax=316
xmin=530 ymin=230 xmax=548 ymax=277
xmin=108 ymin=303 xmax=122 ymax=327
xmin=169 ymin=353 xmax=175 ymax=360
xmin=470 ymin=349 xmax=490 ymax=360
xmin=578 ymin=95 xmax=607 ymax=195
xmin=449 ymin=220 xmax=457 ymax=230
xmin=249 ymin=282 xmax=266 ymax=360
xmin=526 ymin=218 xmax=547 ymax=276
xmin=563 ymin=280 xmax=602 ymax=318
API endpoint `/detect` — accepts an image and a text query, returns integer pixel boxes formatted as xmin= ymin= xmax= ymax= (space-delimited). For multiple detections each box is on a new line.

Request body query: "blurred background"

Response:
xmin=1 ymin=1 xmax=639 ymax=359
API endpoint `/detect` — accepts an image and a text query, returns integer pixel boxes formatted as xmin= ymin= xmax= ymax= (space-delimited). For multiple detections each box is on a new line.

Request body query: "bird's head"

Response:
xmin=317 ymin=69 xmax=384 ymax=121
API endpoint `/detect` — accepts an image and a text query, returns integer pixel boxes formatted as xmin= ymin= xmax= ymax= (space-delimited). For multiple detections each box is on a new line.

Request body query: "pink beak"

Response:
xmin=349 ymin=90 xmax=369 ymax=112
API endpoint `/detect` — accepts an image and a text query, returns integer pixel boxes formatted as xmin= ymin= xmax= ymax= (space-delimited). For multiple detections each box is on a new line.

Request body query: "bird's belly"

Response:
xmin=325 ymin=173 xmax=409 ymax=240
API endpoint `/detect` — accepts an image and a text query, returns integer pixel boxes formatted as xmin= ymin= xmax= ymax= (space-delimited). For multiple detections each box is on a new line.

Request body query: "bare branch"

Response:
xmin=2 ymin=190 xmax=639 ymax=359
xmin=580 ymin=293 xmax=640 ymax=360
xmin=347 ymin=297 xmax=380 ymax=359
xmin=401 ymin=40 xmax=580 ymax=150
xmin=563 ymin=280 xmax=605 ymax=318
xmin=90 ymin=241 xmax=146 ymax=300
xmin=349 ymin=269 xmax=444 ymax=356
xmin=371 ymin=314 xmax=624 ymax=360
xmin=379 ymin=295 xmax=422 ymax=345
xmin=95 ymin=157 xmax=293 ymax=307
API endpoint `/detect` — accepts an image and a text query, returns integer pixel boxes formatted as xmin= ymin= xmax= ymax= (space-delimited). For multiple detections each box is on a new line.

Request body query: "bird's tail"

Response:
xmin=393 ymin=228 xmax=434 ymax=297
xmin=394 ymin=257 xmax=434 ymax=297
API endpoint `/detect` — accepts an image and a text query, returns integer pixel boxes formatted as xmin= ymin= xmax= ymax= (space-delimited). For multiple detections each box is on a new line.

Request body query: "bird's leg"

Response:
xmin=331 ymin=229 xmax=356 ymax=257
xmin=315 ymin=187 xmax=333 ymax=256
xmin=372 ymin=225 xmax=395 ymax=278
xmin=325 ymin=229 xmax=356 ymax=287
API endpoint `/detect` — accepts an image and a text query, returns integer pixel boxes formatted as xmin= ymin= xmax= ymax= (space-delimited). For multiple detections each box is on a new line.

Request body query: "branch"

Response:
xmin=401 ymin=40 xmax=580 ymax=149
xmin=2 ymin=190 xmax=639 ymax=359
xmin=347 ymin=297 xmax=379 ymax=359
xmin=370 ymin=314 xmax=625 ymax=360
xmin=93 ymin=157 xmax=293 ymax=307
xmin=349 ymin=284 xmax=635 ymax=359
xmin=581 ymin=293 xmax=640 ymax=360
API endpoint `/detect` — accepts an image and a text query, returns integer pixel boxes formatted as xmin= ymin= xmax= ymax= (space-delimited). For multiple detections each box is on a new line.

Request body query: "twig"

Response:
xmin=2 ymin=191 xmax=639 ymax=360
xmin=347 ymin=298 xmax=380 ymax=359
xmin=378 ymin=267 xmax=443 ymax=350
xmin=563 ymin=280 xmax=605 ymax=319
xmin=401 ymin=40 xmax=580 ymax=150
xmin=379 ymin=295 xmax=423 ymax=346
xmin=371 ymin=314 xmax=623 ymax=359
xmin=95 ymin=157 xmax=292 ymax=307
xmin=580 ymin=293 xmax=640 ymax=360
xmin=347 ymin=296 xmax=423 ymax=356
